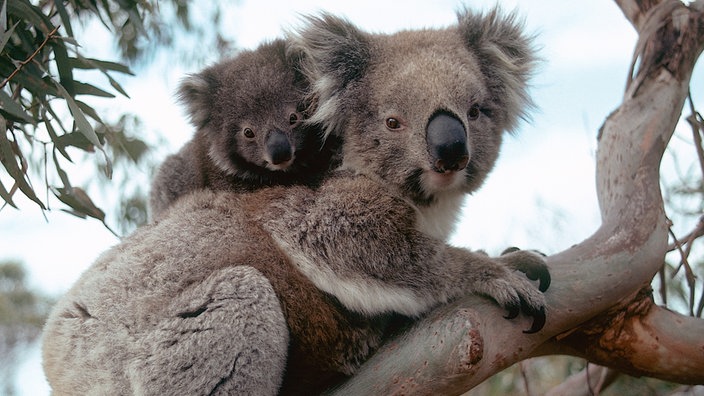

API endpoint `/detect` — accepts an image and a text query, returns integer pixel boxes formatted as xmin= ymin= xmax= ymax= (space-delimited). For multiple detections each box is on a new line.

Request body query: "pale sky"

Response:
xmin=4 ymin=1 xmax=698 ymax=393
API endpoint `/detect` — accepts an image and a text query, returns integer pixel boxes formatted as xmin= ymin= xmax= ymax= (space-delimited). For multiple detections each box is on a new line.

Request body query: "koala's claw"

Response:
xmin=503 ymin=302 xmax=520 ymax=320
xmin=524 ymin=306 xmax=546 ymax=334
xmin=502 ymin=296 xmax=546 ymax=333
xmin=501 ymin=246 xmax=521 ymax=255
xmin=494 ymin=249 xmax=550 ymax=332
xmin=501 ymin=248 xmax=551 ymax=292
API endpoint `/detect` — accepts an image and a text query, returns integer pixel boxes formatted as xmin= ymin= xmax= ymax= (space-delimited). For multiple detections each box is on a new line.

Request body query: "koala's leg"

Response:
xmin=129 ymin=265 xmax=289 ymax=396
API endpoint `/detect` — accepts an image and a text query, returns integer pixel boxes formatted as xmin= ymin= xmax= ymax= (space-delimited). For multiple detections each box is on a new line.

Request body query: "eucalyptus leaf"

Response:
xmin=73 ymin=81 xmax=115 ymax=98
xmin=0 ymin=125 xmax=45 ymax=209
xmin=0 ymin=89 xmax=34 ymax=124
xmin=0 ymin=178 xmax=17 ymax=208
xmin=52 ymin=80 xmax=100 ymax=148
xmin=0 ymin=22 xmax=19 ymax=53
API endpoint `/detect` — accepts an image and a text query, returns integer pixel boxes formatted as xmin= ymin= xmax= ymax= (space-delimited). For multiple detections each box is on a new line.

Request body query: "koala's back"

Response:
xmin=43 ymin=189 xmax=389 ymax=395
xmin=149 ymin=130 xmax=262 ymax=219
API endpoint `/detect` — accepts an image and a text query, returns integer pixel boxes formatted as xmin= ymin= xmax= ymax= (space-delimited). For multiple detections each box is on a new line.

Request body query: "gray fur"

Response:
xmin=43 ymin=7 xmax=547 ymax=395
xmin=149 ymin=39 xmax=331 ymax=220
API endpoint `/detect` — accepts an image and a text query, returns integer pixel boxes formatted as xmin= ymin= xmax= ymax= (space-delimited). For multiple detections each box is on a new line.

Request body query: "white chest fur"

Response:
xmin=414 ymin=191 xmax=466 ymax=241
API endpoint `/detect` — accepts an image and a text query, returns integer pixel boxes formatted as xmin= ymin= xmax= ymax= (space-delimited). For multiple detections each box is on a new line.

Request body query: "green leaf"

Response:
xmin=0 ymin=22 xmax=19 ymax=53
xmin=51 ymin=149 xmax=72 ymax=190
xmin=0 ymin=116 xmax=17 ymax=208
xmin=69 ymin=55 xmax=132 ymax=98
xmin=42 ymin=108 xmax=71 ymax=162
xmin=0 ymin=89 xmax=34 ymax=124
xmin=53 ymin=80 xmax=113 ymax=179
xmin=7 ymin=0 xmax=54 ymax=35
xmin=107 ymin=74 xmax=130 ymax=98
xmin=1 ymin=0 xmax=6 ymax=32
xmin=51 ymin=186 xmax=105 ymax=222
xmin=69 ymin=56 xmax=134 ymax=75
xmin=54 ymin=132 xmax=93 ymax=151
xmin=76 ymin=100 xmax=105 ymax=125
xmin=0 ymin=178 xmax=17 ymax=208
xmin=0 ymin=119 xmax=45 ymax=209
xmin=73 ymin=81 xmax=115 ymax=98
xmin=52 ymin=80 xmax=101 ymax=148
xmin=53 ymin=0 xmax=73 ymax=38
xmin=53 ymin=41 xmax=75 ymax=96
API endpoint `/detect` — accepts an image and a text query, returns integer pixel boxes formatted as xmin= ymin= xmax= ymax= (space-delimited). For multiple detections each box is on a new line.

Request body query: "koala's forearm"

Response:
xmin=264 ymin=176 xmax=541 ymax=318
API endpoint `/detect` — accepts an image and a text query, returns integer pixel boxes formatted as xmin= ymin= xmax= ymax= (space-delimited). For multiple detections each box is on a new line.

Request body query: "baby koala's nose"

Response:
xmin=266 ymin=129 xmax=294 ymax=166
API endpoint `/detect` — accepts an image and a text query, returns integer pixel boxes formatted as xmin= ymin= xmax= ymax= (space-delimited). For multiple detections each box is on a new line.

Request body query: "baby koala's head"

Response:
xmin=179 ymin=38 xmax=316 ymax=180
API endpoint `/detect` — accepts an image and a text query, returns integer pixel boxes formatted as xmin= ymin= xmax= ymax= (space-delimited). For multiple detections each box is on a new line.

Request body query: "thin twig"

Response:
xmin=667 ymin=216 xmax=704 ymax=251
xmin=0 ymin=25 xmax=61 ymax=90
xmin=685 ymin=92 xmax=704 ymax=179
xmin=519 ymin=360 xmax=533 ymax=396
xmin=667 ymin=223 xmax=697 ymax=315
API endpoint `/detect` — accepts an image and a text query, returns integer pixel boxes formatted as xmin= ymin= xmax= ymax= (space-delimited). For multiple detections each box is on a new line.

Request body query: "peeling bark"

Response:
xmin=328 ymin=1 xmax=704 ymax=394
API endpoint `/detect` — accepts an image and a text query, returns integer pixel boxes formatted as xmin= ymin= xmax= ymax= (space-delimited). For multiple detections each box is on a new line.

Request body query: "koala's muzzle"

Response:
xmin=266 ymin=129 xmax=294 ymax=166
xmin=426 ymin=112 xmax=469 ymax=173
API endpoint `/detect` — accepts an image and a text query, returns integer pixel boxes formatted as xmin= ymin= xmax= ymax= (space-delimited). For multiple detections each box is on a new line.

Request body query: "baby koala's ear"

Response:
xmin=177 ymin=68 xmax=219 ymax=128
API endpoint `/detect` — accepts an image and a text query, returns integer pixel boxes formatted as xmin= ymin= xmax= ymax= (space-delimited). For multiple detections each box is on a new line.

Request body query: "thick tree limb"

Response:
xmin=328 ymin=1 xmax=704 ymax=394
xmin=553 ymin=291 xmax=704 ymax=384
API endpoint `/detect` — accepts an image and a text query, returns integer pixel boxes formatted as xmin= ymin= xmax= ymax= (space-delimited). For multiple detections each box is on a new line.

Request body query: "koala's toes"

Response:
xmin=500 ymin=249 xmax=551 ymax=292
xmin=502 ymin=288 xmax=547 ymax=333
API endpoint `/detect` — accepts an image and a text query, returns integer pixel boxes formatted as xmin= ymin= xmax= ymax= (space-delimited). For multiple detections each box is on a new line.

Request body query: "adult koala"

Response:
xmin=42 ymin=8 xmax=548 ymax=396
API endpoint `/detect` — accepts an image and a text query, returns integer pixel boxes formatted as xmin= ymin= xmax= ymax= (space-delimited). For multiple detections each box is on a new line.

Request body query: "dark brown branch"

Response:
xmin=0 ymin=25 xmax=61 ymax=90
xmin=615 ymin=0 xmax=665 ymax=31
xmin=552 ymin=292 xmax=704 ymax=384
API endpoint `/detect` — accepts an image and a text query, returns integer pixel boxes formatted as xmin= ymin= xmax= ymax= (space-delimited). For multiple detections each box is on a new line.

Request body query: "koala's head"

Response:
xmin=178 ymin=39 xmax=315 ymax=179
xmin=294 ymin=8 xmax=536 ymax=205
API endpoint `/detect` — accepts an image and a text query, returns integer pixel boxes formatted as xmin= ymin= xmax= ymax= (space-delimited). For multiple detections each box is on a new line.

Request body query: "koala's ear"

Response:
xmin=289 ymin=13 xmax=370 ymax=135
xmin=457 ymin=7 xmax=538 ymax=132
xmin=177 ymin=68 xmax=219 ymax=128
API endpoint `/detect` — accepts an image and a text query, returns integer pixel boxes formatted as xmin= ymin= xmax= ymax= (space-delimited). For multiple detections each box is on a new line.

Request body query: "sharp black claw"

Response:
xmin=538 ymin=271 xmax=551 ymax=292
xmin=501 ymin=246 xmax=520 ymax=255
xmin=523 ymin=306 xmax=546 ymax=334
xmin=504 ymin=302 xmax=520 ymax=320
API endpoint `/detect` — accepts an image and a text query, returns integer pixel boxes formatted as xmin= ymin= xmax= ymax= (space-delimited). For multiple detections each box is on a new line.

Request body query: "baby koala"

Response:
xmin=149 ymin=38 xmax=332 ymax=220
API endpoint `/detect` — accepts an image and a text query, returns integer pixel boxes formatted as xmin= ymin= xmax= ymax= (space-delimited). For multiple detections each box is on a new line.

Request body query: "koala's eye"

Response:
xmin=385 ymin=117 xmax=401 ymax=130
xmin=468 ymin=105 xmax=481 ymax=121
xmin=289 ymin=112 xmax=301 ymax=126
xmin=243 ymin=128 xmax=255 ymax=138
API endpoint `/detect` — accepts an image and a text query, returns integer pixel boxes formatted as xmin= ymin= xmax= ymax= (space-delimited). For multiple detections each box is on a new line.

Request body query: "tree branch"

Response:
xmin=554 ymin=292 xmax=704 ymax=384
xmin=545 ymin=364 xmax=619 ymax=396
xmin=0 ymin=25 xmax=60 ymax=90
xmin=328 ymin=1 xmax=704 ymax=394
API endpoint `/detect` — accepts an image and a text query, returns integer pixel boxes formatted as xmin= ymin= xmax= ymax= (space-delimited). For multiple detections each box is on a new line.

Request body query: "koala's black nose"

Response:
xmin=266 ymin=129 xmax=293 ymax=165
xmin=426 ymin=112 xmax=469 ymax=173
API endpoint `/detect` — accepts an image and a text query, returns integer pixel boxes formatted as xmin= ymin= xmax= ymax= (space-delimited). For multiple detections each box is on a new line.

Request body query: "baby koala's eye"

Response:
xmin=243 ymin=128 xmax=255 ymax=138
xmin=468 ymin=104 xmax=481 ymax=121
xmin=385 ymin=117 xmax=401 ymax=130
xmin=289 ymin=112 xmax=301 ymax=126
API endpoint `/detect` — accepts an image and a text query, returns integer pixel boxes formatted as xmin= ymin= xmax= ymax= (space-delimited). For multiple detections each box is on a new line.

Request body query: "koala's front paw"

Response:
xmin=492 ymin=249 xmax=550 ymax=334
xmin=500 ymin=247 xmax=550 ymax=292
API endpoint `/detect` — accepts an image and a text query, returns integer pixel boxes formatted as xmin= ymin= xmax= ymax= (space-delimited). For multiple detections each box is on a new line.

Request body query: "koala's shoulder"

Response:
xmin=315 ymin=171 xmax=415 ymax=221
